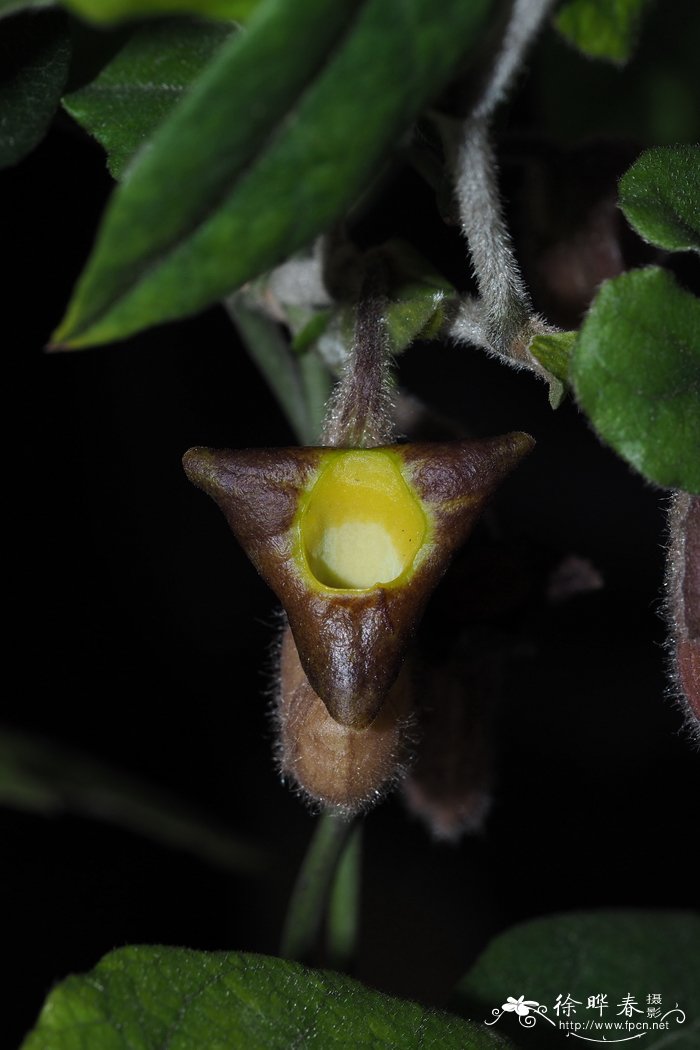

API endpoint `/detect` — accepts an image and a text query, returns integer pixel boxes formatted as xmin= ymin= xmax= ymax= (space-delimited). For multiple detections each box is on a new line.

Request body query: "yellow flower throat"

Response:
xmin=299 ymin=451 xmax=427 ymax=590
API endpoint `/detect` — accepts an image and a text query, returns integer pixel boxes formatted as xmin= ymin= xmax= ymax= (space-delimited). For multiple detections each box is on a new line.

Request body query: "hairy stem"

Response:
xmin=449 ymin=0 xmax=556 ymax=368
xmin=321 ymin=258 xmax=394 ymax=448
xmin=474 ymin=0 xmax=555 ymax=122
xmin=454 ymin=118 xmax=532 ymax=357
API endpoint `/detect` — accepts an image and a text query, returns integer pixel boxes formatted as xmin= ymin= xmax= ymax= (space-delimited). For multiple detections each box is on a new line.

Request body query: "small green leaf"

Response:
xmin=571 ymin=267 xmax=700 ymax=492
xmin=619 ymin=145 xmax=700 ymax=254
xmin=528 ymin=330 xmax=576 ymax=383
xmin=529 ymin=331 xmax=577 ymax=409
xmin=0 ymin=10 xmax=70 ymax=168
xmin=327 ymin=241 xmax=457 ymax=358
xmin=52 ymin=0 xmax=493 ymax=348
xmin=22 ymin=946 xmax=515 ymax=1050
xmin=453 ymin=911 xmax=700 ymax=1049
xmin=63 ymin=19 xmax=234 ymax=179
xmin=386 ymin=284 xmax=451 ymax=353
xmin=555 ymin=0 xmax=653 ymax=64
xmin=63 ymin=0 xmax=258 ymax=23
xmin=382 ymin=240 xmax=456 ymax=354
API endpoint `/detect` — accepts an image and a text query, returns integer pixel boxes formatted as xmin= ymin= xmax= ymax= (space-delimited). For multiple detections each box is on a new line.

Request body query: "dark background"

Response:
xmin=3 ymin=5 xmax=699 ymax=1046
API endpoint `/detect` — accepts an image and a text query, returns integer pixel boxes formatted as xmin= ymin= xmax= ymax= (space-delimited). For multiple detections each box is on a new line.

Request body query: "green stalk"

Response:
xmin=280 ymin=811 xmax=358 ymax=963
xmin=227 ymin=296 xmax=331 ymax=445
xmin=326 ymin=820 xmax=362 ymax=971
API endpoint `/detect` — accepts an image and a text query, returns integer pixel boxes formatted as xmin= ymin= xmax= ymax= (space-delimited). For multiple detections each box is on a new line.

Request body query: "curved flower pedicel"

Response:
xmin=184 ymin=272 xmax=534 ymax=813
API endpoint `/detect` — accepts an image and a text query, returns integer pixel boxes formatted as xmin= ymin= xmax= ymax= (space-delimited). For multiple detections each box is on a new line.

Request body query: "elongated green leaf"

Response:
xmin=0 ymin=727 xmax=265 ymax=874
xmin=555 ymin=0 xmax=652 ymax=64
xmin=0 ymin=10 xmax=70 ymax=168
xmin=63 ymin=19 xmax=234 ymax=179
xmin=22 ymin=946 xmax=515 ymax=1050
xmin=0 ymin=0 xmax=258 ymax=20
xmin=619 ymin=145 xmax=700 ymax=254
xmin=52 ymin=0 xmax=494 ymax=348
xmin=571 ymin=267 xmax=700 ymax=492
xmin=452 ymin=911 xmax=700 ymax=1049
xmin=63 ymin=0 xmax=257 ymax=23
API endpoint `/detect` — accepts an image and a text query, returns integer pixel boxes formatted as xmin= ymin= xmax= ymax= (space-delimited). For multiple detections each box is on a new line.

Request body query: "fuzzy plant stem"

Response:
xmin=454 ymin=119 xmax=533 ymax=358
xmin=280 ymin=812 xmax=359 ymax=964
xmin=448 ymin=0 xmax=556 ymax=368
xmin=321 ymin=258 xmax=394 ymax=448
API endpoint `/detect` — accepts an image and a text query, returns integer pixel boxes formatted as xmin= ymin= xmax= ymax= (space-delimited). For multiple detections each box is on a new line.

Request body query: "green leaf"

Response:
xmin=318 ymin=240 xmax=457 ymax=361
xmin=52 ymin=0 xmax=494 ymax=348
xmin=63 ymin=19 xmax=234 ymax=180
xmin=452 ymin=911 xmax=700 ymax=1049
xmin=528 ymin=330 xmax=576 ymax=383
xmin=0 ymin=10 xmax=70 ymax=168
xmin=0 ymin=0 xmax=259 ymax=21
xmin=22 ymin=946 xmax=515 ymax=1050
xmin=554 ymin=0 xmax=653 ymax=64
xmin=528 ymin=331 xmax=577 ymax=410
xmin=62 ymin=0 xmax=258 ymax=23
xmin=571 ymin=267 xmax=700 ymax=492
xmin=619 ymin=145 xmax=700 ymax=254
xmin=0 ymin=727 xmax=266 ymax=874
xmin=382 ymin=240 xmax=456 ymax=354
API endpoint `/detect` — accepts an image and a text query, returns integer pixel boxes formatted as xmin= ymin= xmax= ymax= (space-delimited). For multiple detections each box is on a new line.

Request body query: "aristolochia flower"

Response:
xmin=184 ymin=435 xmax=533 ymax=809
xmin=185 ymin=261 xmax=534 ymax=813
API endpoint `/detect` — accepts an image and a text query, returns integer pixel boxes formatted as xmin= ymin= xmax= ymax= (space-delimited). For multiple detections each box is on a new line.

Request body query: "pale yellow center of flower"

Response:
xmin=301 ymin=451 xmax=426 ymax=590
